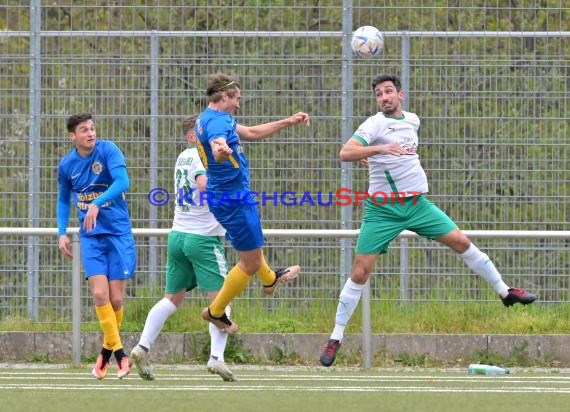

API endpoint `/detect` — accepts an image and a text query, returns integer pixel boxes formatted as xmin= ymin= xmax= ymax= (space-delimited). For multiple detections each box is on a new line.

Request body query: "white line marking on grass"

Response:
xmin=2 ymin=375 xmax=570 ymax=385
xmin=1 ymin=384 xmax=570 ymax=394
xmin=4 ymin=371 xmax=570 ymax=381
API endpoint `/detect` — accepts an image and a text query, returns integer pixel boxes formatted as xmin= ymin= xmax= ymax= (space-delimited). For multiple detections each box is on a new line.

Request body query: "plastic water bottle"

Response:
xmin=468 ymin=364 xmax=509 ymax=376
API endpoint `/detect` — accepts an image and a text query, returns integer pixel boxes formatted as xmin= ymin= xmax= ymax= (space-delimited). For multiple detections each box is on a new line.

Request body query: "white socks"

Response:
xmin=330 ymin=279 xmax=365 ymax=342
xmin=460 ymin=244 xmax=510 ymax=297
xmin=137 ymin=298 xmax=230 ymax=363
xmin=209 ymin=306 xmax=231 ymax=362
xmin=138 ymin=298 xmax=177 ymax=350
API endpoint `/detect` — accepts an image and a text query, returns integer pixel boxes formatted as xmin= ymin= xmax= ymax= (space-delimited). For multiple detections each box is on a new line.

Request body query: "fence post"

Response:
xmin=340 ymin=0 xmax=354 ymax=288
xmin=400 ymin=238 xmax=410 ymax=300
xmin=362 ymin=279 xmax=372 ymax=369
xmin=399 ymin=33 xmax=411 ymax=303
xmin=26 ymin=0 xmax=41 ymax=322
xmin=71 ymin=234 xmax=82 ymax=366
xmin=148 ymin=31 xmax=159 ymax=285
xmin=401 ymin=32 xmax=410 ymax=110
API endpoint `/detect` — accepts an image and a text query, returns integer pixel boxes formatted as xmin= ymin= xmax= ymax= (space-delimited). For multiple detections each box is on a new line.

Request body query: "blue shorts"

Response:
xmin=80 ymin=233 xmax=137 ymax=280
xmin=210 ymin=200 xmax=264 ymax=252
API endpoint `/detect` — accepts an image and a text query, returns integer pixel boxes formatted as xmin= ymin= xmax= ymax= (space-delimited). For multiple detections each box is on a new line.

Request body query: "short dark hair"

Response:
xmin=371 ymin=74 xmax=402 ymax=92
xmin=67 ymin=112 xmax=93 ymax=133
xmin=182 ymin=114 xmax=198 ymax=136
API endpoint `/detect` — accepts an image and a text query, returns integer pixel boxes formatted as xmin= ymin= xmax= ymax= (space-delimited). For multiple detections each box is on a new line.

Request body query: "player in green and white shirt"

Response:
xmin=353 ymin=109 xmax=428 ymax=196
xmin=320 ymin=74 xmax=537 ymax=367
xmin=131 ymin=115 xmax=236 ymax=382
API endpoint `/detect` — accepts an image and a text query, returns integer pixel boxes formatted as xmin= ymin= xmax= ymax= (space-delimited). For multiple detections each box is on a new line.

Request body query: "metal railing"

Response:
xmin=2 ymin=227 xmax=569 ymax=368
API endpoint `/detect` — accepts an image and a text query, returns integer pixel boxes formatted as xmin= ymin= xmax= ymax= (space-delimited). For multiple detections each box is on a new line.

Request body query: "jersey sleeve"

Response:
xmin=207 ymin=117 xmax=233 ymax=143
xmin=191 ymin=149 xmax=207 ymax=179
xmin=353 ymin=116 xmax=382 ymax=146
xmin=56 ymin=164 xmax=71 ymax=237
xmin=410 ymin=112 xmax=421 ymax=132
xmin=104 ymin=141 xmax=127 ymax=171
xmin=91 ymin=166 xmax=130 ymax=207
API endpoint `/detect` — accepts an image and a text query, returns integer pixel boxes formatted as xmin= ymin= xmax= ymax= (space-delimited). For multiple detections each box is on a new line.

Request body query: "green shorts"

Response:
xmin=165 ymin=230 xmax=228 ymax=294
xmin=355 ymin=195 xmax=457 ymax=255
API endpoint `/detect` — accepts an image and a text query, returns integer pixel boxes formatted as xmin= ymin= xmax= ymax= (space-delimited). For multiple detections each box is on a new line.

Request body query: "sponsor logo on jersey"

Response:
xmin=92 ymin=161 xmax=103 ymax=175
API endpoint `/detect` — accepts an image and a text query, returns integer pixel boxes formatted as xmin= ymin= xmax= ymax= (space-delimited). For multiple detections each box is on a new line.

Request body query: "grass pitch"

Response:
xmin=1 ymin=365 xmax=569 ymax=412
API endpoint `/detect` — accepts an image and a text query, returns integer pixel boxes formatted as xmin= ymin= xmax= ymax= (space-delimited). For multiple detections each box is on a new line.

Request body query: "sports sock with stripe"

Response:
xmin=460 ymin=243 xmax=509 ymax=297
xmin=331 ymin=279 xmax=365 ymax=341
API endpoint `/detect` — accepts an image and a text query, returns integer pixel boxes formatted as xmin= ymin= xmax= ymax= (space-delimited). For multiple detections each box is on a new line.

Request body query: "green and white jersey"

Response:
xmin=172 ymin=147 xmax=226 ymax=236
xmin=353 ymin=111 xmax=428 ymax=196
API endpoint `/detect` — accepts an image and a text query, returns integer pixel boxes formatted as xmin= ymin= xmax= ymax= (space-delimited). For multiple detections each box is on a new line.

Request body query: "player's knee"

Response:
xmin=168 ymin=293 xmax=185 ymax=308
xmin=456 ymin=236 xmax=472 ymax=253
xmin=241 ymin=257 xmax=262 ymax=274
xmin=91 ymin=289 xmax=109 ymax=305
xmin=350 ymin=265 xmax=371 ymax=284
xmin=110 ymin=298 xmax=123 ymax=311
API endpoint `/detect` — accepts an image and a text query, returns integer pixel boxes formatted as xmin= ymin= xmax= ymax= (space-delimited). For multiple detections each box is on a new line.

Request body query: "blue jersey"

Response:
xmin=58 ymin=140 xmax=132 ymax=237
xmin=195 ymin=108 xmax=250 ymax=199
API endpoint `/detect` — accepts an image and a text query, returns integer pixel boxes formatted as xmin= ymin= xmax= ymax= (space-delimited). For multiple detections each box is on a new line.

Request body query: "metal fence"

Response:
xmin=0 ymin=2 xmax=569 ymax=324
xmin=2 ymin=227 xmax=570 ymax=367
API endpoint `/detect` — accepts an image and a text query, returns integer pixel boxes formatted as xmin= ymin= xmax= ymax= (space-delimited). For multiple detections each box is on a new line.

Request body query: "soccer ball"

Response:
xmin=351 ymin=26 xmax=384 ymax=58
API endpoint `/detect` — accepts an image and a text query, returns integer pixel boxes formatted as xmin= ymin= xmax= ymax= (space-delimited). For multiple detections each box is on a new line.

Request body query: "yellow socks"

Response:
xmin=95 ymin=303 xmax=122 ymax=351
xmin=210 ymin=264 xmax=251 ymax=317
xmin=112 ymin=306 xmax=124 ymax=351
xmin=257 ymin=254 xmax=277 ymax=287
xmin=114 ymin=305 xmax=124 ymax=330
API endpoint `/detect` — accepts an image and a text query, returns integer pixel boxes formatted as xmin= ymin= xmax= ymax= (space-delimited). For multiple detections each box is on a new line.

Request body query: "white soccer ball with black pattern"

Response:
xmin=351 ymin=26 xmax=384 ymax=58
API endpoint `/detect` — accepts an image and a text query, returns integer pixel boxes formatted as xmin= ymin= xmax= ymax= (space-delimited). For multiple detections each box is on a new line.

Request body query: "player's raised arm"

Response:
xmin=211 ymin=137 xmax=233 ymax=163
xmin=236 ymin=112 xmax=310 ymax=142
xmin=339 ymin=137 xmax=409 ymax=161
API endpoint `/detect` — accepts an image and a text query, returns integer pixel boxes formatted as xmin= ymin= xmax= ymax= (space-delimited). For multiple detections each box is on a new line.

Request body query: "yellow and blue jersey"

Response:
xmin=57 ymin=140 xmax=132 ymax=237
xmin=195 ymin=108 xmax=250 ymax=199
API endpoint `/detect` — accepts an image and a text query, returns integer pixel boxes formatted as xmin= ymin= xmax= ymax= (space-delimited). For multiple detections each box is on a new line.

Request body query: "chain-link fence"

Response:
xmin=0 ymin=1 xmax=569 ymax=326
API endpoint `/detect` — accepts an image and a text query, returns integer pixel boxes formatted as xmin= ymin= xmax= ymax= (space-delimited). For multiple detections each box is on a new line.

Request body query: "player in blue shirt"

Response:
xmin=57 ymin=112 xmax=135 ymax=380
xmin=196 ymin=72 xmax=310 ymax=332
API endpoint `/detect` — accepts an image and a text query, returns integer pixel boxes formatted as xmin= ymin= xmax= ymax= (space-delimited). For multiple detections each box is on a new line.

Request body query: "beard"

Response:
xmin=382 ymin=104 xmax=396 ymax=115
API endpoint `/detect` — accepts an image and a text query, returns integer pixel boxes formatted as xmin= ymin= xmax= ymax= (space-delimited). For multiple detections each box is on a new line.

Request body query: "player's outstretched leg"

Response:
xmin=202 ymin=307 xmax=238 ymax=333
xmin=320 ymin=278 xmax=365 ymax=367
xmin=206 ymin=306 xmax=237 ymax=381
xmin=131 ymin=345 xmax=155 ymax=381
xmin=263 ymin=265 xmax=301 ymax=295
xmin=207 ymin=356 xmax=237 ymax=382
xmin=459 ymin=243 xmax=538 ymax=307
xmin=115 ymin=348 xmax=130 ymax=379
xmin=500 ymin=288 xmax=537 ymax=307
xmin=91 ymin=348 xmax=112 ymax=380
xmin=320 ymin=339 xmax=342 ymax=367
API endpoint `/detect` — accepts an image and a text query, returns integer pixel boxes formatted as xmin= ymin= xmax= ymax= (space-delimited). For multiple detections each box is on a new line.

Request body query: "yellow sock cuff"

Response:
xmin=258 ymin=255 xmax=276 ymax=287
xmin=95 ymin=303 xmax=122 ymax=351
xmin=210 ymin=264 xmax=251 ymax=317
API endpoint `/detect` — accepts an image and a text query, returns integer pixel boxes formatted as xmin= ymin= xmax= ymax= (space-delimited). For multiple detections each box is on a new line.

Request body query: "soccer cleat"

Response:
xmin=207 ymin=358 xmax=238 ymax=382
xmin=117 ymin=355 xmax=131 ymax=379
xmin=320 ymin=339 xmax=341 ymax=367
xmin=501 ymin=287 xmax=537 ymax=307
xmin=130 ymin=345 xmax=155 ymax=381
xmin=201 ymin=307 xmax=238 ymax=333
xmin=91 ymin=354 xmax=110 ymax=380
xmin=263 ymin=265 xmax=301 ymax=295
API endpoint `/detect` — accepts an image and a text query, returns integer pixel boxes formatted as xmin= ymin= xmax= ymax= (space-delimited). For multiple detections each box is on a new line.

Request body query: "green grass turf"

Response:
xmin=1 ymin=366 xmax=569 ymax=412
xmin=4 ymin=300 xmax=570 ymax=334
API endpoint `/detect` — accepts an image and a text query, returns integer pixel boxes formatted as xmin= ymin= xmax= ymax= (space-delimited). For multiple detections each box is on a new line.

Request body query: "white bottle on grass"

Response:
xmin=467 ymin=364 xmax=510 ymax=375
